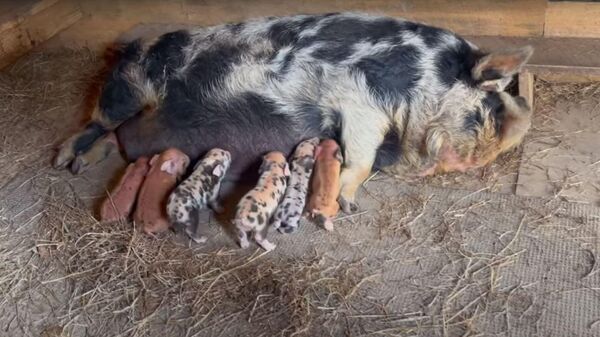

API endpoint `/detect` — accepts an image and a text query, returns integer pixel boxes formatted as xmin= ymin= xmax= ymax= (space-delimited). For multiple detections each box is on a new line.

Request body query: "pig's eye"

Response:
xmin=482 ymin=92 xmax=505 ymax=134
xmin=463 ymin=108 xmax=483 ymax=134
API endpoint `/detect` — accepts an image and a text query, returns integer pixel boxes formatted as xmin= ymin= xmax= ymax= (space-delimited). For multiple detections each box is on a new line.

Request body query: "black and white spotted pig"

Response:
xmin=55 ymin=13 xmax=533 ymax=214
xmin=270 ymin=137 xmax=319 ymax=233
xmin=234 ymin=152 xmax=290 ymax=251
xmin=167 ymin=148 xmax=231 ymax=242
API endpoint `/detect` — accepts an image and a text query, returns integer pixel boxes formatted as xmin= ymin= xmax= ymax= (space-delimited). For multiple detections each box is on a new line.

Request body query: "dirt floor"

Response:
xmin=1 ymin=48 xmax=599 ymax=337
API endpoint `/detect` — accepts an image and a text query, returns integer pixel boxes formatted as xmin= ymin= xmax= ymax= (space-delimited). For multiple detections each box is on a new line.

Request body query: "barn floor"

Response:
xmin=1 ymin=48 xmax=599 ymax=337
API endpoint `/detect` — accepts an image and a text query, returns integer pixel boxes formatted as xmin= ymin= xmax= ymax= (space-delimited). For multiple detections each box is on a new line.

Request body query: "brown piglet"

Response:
xmin=307 ymin=139 xmax=343 ymax=231
xmin=134 ymin=148 xmax=190 ymax=235
xmin=100 ymin=156 xmax=150 ymax=222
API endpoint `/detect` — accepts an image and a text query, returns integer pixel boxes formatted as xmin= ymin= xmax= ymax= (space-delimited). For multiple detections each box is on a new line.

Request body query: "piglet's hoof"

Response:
xmin=338 ymin=196 xmax=359 ymax=214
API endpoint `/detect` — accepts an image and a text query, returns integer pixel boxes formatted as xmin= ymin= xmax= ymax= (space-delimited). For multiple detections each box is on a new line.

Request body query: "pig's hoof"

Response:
xmin=53 ymin=144 xmax=75 ymax=170
xmin=190 ymin=235 xmax=208 ymax=244
xmin=338 ymin=196 xmax=359 ymax=214
xmin=239 ymin=239 xmax=250 ymax=249
xmin=71 ymin=156 xmax=90 ymax=174
xmin=278 ymin=225 xmax=297 ymax=234
xmin=258 ymin=240 xmax=276 ymax=252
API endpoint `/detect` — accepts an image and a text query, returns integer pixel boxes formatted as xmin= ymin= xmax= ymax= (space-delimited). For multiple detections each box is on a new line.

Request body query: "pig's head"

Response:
xmin=315 ymin=139 xmax=343 ymax=163
xmin=260 ymin=151 xmax=290 ymax=177
xmin=154 ymin=148 xmax=190 ymax=177
xmin=294 ymin=137 xmax=320 ymax=158
xmin=197 ymin=148 xmax=232 ymax=177
xmin=421 ymin=45 xmax=533 ymax=176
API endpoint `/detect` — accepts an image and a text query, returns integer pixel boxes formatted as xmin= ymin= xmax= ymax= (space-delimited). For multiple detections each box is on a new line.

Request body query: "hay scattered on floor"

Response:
xmin=37 ymin=200 xmax=378 ymax=336
xmin=0 ymin=49 xmax=102 ymax=188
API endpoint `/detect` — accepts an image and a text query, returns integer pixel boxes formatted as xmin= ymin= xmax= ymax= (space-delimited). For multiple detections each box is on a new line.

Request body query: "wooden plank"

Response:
xmin=467 ymin=36 xmax=600 ymax=69
xmin=0 ymin=0 xmax=59 ymax=34
xmin=545 ymin=2 xmax=600 ymax=38
xmin=518 ymin=70 xmax=535 ymax=110
xmin=180 ymin=0 xmax=547 ymax=37
xmin=0 ymin=0 xmax=82 ymax=70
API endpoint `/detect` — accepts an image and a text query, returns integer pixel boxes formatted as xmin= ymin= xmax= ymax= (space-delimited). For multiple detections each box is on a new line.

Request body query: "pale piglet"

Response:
xmin=307 ymin=139 xmax=343 ymax=231
xmin=100 ymin=156 xmax=150 ymax=222
xmin=234 ymin=152 xmax=290 ymax=251
xmin=134 ymin=148 xmax=189 ymax=235
xmin=167 ymin=148 xmax=231 ymax=243
xmin=271 ymin=137 xmax=319 ymax=233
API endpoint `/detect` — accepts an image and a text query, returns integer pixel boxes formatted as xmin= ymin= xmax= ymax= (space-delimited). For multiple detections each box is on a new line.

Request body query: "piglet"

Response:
xmin=167 ymin=148 xmax=231 ymax=243
xmin=234 ymin=152 xmax=290 ymax=251
xmin=270 ymin=137 xmax=319 ymax=233
xmin=134 ymin=148 xmax=190 ymax=235
xmin=100 ymin=156 xmax=150 ymax=222
xmin=307 ymin=139 xmax=343 ymax=231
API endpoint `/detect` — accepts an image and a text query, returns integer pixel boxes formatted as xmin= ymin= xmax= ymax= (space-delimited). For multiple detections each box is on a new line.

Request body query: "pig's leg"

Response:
xmin=209 ymin=197 xmax=224 ymax=214
xmin=235 ymin=220 xmax=251 ymax=249
xmin=54 ymin=60 xmax=154 ymax=173
xmin=254 ymin=231 xmax=276 ymax=251
xmin=338 ymin=118 xmax=387 ymax=214
xmin=71 ymin=132 xmax=119 ymax=174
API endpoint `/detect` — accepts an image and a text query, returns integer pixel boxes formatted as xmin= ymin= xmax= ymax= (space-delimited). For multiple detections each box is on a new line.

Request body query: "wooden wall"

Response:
xmin=3 ymin=0 xmax=600 ymax=69
xmin=52 ymin=0 xmax=548 ymax=50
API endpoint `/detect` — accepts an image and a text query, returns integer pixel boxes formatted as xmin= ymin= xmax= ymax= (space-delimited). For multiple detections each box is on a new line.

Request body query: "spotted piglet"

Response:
xmin=234 ymin=152 xmax=290 ymax=251
xmin=307 ymin=139 xmax=343 ymax=231
xmin=167 ymin=148 xmax=231 ymax=243
xmin=134 ymin=148 xmax=190 ymax=235
xmin=270 ymin=137 xmax=319 ymax=233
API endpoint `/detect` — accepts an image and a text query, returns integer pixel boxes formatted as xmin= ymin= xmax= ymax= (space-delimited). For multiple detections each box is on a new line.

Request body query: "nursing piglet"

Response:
xmin=270 ymin=137 xmax=319 ymax=233
xmin=307 ymin=139 xmax=343 ymax=231
xmin=167 ymin=148 xmax=231 ymax=242
xmin=234 ymin=152 xmax=290 ymax=251
xmin=134 ymin=148 xmax=189 ymax=235
xmin=100 ymin=156 xmax=150 ymax=222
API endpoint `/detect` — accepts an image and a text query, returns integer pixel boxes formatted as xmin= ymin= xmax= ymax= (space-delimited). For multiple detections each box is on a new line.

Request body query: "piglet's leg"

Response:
xmin=236 ymin=225 xmax=250 ymax=249
xmin=254 ymin=234 xmax=276 ymax=251
xmin=209 ymin=198 xmax=225 ymax=214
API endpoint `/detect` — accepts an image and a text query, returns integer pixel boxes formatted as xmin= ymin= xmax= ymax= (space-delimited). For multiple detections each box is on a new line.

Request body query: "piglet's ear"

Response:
xmin=212 ymin=164 xmax=224 ymax=177
xmin=149 ymin=154 xmax=159 ymax=166
xmin=160 ymin=160 xmax=177 ymax=175
xmin=334 ymin=148 xmax=344 ymax=163
xmin=283 ymin=163 xmax=291 ymax=177
xmin=473 ymin=46 xmax=533 ymax=92
xmin=314 ymin=145 xmax=322 ymax=159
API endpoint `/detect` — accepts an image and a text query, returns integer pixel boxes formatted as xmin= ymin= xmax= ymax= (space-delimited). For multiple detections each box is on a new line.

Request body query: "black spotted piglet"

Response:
xmin=234 ymin=151 xmax=290 ymax=251
xmin=270 ymin=137 xmax=319 ymax=233
xmin=167 ymin=148 xmax=231 ymax=243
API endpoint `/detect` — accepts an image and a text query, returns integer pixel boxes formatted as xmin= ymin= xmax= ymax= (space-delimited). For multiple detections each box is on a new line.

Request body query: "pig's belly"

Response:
xmin=116 ymin=113 xmax=322 ymax=181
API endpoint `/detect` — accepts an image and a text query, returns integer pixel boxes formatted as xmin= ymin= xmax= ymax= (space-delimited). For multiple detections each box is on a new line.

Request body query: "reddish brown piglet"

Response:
xmin=307 ymin=139 xmax=343 ymax=231
xmin=100 ymin=156 xmax=150 ymax=222
xmin=134 ymin=148 xmax=190 ymax=235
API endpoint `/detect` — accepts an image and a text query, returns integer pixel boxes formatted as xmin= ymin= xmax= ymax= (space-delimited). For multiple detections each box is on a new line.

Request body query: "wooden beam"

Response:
xmin=518 ymin=70 xmax=535 ymax=111
xmin=0 ymin=0 xmax=83 ymax=70
xmin=0 ymin=0 xmax=60 ymax=34
xmin=545 ymin=2 xmax=600 ymax=38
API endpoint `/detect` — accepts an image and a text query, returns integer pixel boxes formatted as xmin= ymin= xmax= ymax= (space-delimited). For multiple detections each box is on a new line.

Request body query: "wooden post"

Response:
xmin=518 ymin=70 xmax=535 ymax=112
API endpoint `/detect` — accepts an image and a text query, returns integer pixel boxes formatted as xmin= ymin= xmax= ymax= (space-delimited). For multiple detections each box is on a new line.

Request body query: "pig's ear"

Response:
xmin=258 ymin=160 xmax=269 ymax=174
xmin=149 ymin=154 xmax=159 ymax=166
xmin=334 ymin=148 xmax=344 ymax=163
xmin=212 ymin=164 xmax=224 ymax=177
xmin=314 ymin=146 xmax=322 ymax=159
xmin=283 ymin=163 xmax=291 ymax=177
xmin=473 ymin=46 xmax=533 ymax=92
xmin=160 ymin=160 xmax=178 ymax=175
